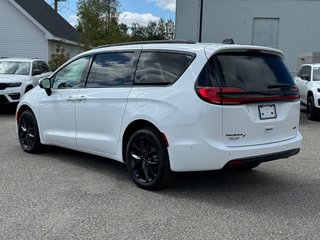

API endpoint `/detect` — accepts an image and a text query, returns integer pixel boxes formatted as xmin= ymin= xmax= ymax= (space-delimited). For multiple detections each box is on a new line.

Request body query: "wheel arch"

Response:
xmin=16 ymin=104 xmax=33 ymax=122
xmin=122 ymin=119 xmax=166 ymax=163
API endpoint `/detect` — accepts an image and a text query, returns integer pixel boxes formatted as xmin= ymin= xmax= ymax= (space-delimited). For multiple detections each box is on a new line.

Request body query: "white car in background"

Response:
xmin=0 ymin=58 xmax=51 ymax=106
xmin=294 ymin=64 xmax=320 ymax=120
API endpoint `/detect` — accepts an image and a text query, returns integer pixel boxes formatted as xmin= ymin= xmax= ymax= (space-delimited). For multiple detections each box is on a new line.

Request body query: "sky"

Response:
xmin=44 ymin=0 xmax=176 ymax=27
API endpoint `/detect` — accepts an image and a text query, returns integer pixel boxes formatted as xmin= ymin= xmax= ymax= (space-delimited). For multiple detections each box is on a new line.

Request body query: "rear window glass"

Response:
xmin=86 ymin=52 xmax=136 ymax=88
xmin=134 ymin=52 xmax=194 ymax=85
xmin=197 ymin=52 xmax=295 ymax=90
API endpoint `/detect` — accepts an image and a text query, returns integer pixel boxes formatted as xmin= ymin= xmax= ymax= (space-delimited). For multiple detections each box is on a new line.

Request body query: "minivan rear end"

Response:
xmin=167 ymin=45 xmax=302 ymax=171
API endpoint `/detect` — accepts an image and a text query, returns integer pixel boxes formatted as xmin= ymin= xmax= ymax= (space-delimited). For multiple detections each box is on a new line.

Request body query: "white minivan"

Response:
xmin=16 ymin=40 xmax=302 ymax=190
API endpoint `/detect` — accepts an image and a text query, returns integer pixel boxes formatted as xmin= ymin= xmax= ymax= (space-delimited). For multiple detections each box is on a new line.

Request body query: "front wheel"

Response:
xmin=126 ymin=128 xmax=174 ymax=190
xmin=307 ymin=96 xmax=318 ymax=120
xmin=18 ymin=110 xmax=42 ymax=153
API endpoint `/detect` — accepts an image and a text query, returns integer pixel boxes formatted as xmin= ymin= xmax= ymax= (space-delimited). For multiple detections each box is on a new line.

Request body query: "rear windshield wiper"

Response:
xmin=267 ymin=84 xmax=292 ymax=89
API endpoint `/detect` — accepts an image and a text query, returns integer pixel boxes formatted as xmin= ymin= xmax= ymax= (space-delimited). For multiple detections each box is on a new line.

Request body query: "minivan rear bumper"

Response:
xmin=167 ymin=131 xmax=302 ymax=172
xmin=223 ymin=148 xmax=300 ymax=169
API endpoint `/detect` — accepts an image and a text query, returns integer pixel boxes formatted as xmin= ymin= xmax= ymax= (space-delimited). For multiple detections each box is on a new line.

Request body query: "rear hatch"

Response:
xmin=196 ymin=49 xmax=300 ymax=147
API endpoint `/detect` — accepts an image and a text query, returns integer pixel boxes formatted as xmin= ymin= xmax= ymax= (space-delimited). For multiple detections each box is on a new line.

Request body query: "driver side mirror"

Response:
xmin=39 ymin=78 xmax=52 ymax=96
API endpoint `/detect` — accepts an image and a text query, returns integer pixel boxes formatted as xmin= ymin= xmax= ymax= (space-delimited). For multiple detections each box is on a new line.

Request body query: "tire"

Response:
xmin=126 ymin=128 xmax=174 ymax=190
xmin=307 ymin=96 xmax=318 ymax=120
xmin=18 ymin=110 xmax=42 ymax=153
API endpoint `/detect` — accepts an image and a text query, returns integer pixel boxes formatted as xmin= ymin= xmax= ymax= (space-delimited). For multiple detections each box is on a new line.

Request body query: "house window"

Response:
xmin=252 ymin=18 xmax=279 ymax=48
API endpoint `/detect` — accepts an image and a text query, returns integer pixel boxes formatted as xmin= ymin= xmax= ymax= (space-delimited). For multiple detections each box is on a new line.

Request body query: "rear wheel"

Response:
xmin=126 ymin=128 xmax=174 ymax=190
xmin=307 ymin=96 xmax=318 ymax=120
xmin=18 ymin=110 xmax=42 ymax=153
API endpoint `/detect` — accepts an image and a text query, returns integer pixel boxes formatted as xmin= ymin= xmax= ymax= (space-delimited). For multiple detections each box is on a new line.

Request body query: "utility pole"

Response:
xmin=199 ymin=0 xmax=203 ymax=42
xmin=54 ymin=0 xmax=58 ymax=12
xmin=54 ymin=0 xmax=66 ymax=12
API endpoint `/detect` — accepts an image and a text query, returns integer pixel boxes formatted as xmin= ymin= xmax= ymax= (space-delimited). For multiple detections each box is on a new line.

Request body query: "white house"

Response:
xmin=0 ymin=0 xmax=83 ymax=62
xmin=176 ymin=0 xmax=320 ymax=75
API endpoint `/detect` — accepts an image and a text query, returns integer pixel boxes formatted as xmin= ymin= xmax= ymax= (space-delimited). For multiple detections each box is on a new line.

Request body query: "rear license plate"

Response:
xmin=259 ymin=104 xmax=277 ymax=120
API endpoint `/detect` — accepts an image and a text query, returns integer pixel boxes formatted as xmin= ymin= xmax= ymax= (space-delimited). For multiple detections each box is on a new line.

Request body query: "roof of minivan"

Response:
xmin=77 ymin=42 xmax=284 ymax=60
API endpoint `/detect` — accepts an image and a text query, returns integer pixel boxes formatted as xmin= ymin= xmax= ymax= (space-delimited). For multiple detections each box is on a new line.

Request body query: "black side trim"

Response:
xmin=224 ymin=148 xmax=300 ymax=169
xmin=95 ymin=40 xmax=196 ymax=49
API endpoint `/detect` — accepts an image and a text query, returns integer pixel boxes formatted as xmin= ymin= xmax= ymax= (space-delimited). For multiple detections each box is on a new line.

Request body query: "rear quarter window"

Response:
xmin=134 ymin=51 xmax=194 ymax=85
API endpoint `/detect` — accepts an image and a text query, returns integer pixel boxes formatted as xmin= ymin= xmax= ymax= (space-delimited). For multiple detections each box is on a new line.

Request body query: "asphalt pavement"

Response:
xmin=0 ymin=106 xmax=319 ymax=239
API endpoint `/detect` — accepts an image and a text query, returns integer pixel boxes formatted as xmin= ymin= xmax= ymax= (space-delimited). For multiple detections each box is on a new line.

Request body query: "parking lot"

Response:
xmin=0 ymin=106 xmax=319 ymax=239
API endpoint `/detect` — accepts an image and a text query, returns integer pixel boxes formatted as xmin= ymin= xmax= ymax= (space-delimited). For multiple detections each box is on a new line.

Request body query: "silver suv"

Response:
xmin=0 ymin=58 xmax=51 ymax=105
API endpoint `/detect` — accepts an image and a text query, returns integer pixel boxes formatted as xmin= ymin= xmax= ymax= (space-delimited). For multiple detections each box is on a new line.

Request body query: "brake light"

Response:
xmin=196 ymin=86 xmax=299 ymax=105
xmin=195 ymin=87 xmax=244 ymax=104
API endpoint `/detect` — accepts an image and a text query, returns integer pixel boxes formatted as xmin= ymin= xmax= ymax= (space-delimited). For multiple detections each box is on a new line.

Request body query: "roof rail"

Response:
xmin=94 ymin=39 xmax=196 ymax=49
xmin=222 ymin=38 xmax=235 ymax=44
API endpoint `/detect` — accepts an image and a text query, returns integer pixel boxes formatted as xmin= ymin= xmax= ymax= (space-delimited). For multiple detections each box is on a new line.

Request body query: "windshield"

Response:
xmin=0 ymin=61 xmax=31 ymax=75
xmin=313 ymin=67 xmax=320 ymax=81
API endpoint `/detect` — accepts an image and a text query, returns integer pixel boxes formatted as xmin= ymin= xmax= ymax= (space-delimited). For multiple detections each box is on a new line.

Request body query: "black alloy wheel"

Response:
xmin=18 ymin=110 xmax=42 ymax=153
xmin=126 ymin=128 xmax=174 ymax=190
xmin=307 ymin=96 xmax=318 ymax=120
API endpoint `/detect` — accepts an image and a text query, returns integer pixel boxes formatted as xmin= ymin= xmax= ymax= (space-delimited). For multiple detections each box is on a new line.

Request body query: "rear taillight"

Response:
xmin=196 ymin=86 xmax=300 ymax=105
xmin=195 ymin=87 xmax=244 ymax=104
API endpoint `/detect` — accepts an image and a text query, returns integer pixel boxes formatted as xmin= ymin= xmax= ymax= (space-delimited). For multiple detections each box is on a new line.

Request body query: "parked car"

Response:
xmin=294 ymin=63 xmax=320 ymax=120
xmin=0 ymin=58 xmax=51 ymax=106
xmin=16 ymin=40 xmax=302 ymax=190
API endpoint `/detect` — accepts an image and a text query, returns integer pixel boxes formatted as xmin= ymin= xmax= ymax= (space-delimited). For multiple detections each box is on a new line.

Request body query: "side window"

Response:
xmin=86 ymin=52 xmax=136 ymax=88
xmin=134 ymin=52 xmax=194 ymax=85
xmin=32 ymin=61 xmax=39 ymax=71
xmin=313 ymin=67 xmax=320 ymax=81
xmin=52 ymin=57 xmax=89 ymax=89
xmin=196 ymin=60 xmax=219 ymax=87
xmin=38 ymin=61 xmax=50 ymax=73
xmin=305 ymin=66 xmax=311 ymax=79
xmin=297 ymin=66 xmax=311 ymax=80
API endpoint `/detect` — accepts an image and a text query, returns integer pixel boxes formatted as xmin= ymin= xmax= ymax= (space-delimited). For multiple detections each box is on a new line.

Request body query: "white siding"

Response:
xmin=48 ymin=41 xmax=83 ymax=60
xmin=175 ymin=0 xmax=201 ymax=42
xmin=176 ymin=0 xmax=320 ymax=75
xmin=0 ymin=0 xmax=48 ymax=60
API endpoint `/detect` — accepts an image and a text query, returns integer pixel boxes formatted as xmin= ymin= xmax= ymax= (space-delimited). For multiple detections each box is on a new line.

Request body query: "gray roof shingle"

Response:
xmin=13 ymin=0 xmax=80 ymax=43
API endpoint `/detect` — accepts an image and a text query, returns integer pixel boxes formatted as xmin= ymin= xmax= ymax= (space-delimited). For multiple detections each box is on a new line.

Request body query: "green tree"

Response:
xmin=130 ymin=18 xmax=175 ymax=41
xmin=77 ymin=0 xmax=129 ymax=49
xmin=49 ymin=43 xmax=69 ymax=71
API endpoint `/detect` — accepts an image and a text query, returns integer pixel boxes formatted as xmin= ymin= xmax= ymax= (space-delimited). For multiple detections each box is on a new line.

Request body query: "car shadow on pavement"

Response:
xmin=37 ymin=145 xmax=129 ymax=181
xmin=161 ymin=164 xmax=320 ymax=219
xmin=30 ymin=145 xmax=320 ymax=221
xmin=0 ymin=106 xmax=17 ymax=115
